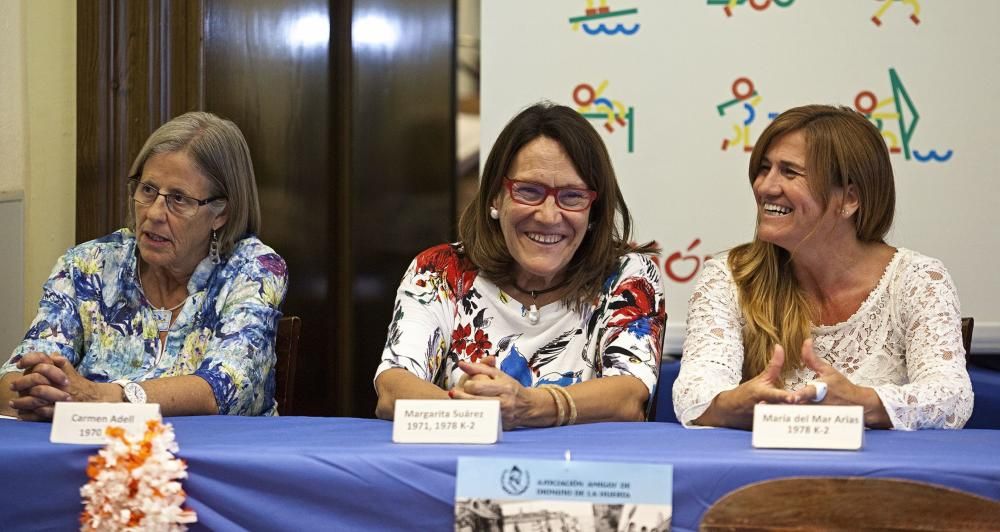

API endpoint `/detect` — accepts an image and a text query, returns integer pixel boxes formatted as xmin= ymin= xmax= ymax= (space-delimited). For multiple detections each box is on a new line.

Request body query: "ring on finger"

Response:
xmin=806 ymin=380 xmax=827 ymax=403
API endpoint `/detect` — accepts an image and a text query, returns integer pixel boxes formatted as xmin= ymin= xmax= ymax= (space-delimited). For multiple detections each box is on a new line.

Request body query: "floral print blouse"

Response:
xmin=1 ymin=228 xmax=288 ymax=416
xmin=376 ymin=243 xmax=666 ymax=401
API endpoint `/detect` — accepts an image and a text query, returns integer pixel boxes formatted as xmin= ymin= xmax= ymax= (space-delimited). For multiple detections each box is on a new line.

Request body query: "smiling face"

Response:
xmin=494 ymin=136 xmax=591 ymax=289
xmin=752 ymin=130 xmax=843 ymax=252
xmin=134 ymin=151 xmax=227 ymax=276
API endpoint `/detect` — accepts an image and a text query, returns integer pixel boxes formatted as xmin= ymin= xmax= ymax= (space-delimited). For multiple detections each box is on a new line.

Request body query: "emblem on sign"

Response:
xmin=500 ymin=465 xmax=530 ymax=495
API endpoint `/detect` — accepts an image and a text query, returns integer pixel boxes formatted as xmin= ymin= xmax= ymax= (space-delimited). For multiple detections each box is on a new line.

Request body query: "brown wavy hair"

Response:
xmin=458 ymin=102 xmax=656 ymax=307
xmin=729 ymin=104 xmax=895 ymax=380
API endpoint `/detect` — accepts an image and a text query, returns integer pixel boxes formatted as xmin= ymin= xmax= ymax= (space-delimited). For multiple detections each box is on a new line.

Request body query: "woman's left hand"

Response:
xmin=788 ymin=339 xmax=856 ymax=405
xmin=789 ymin=338 xmax=891 ymax=428
xmin=10 ymin=353 xmax=114 ymax=421
xmin=451 ymin=356 xmax=549 ymax=430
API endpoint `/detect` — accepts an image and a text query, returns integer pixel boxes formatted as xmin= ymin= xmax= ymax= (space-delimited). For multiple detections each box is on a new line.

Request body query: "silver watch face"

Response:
xmin=124 ymin=382 xmax=147 ymax=404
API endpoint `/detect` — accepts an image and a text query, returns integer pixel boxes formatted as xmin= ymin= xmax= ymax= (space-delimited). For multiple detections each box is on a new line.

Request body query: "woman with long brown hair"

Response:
xmin=673 ymin=104 xmax=972 ymax=430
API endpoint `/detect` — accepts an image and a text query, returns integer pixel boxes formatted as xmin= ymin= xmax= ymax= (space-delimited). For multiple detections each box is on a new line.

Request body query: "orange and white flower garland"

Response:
xmin=80 ymin=419 xmax=197 ymax=531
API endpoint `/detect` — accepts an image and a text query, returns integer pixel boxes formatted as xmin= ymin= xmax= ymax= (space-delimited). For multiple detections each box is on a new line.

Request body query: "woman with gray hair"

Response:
xmin=0 ymin=111 xmax=287 ymax=420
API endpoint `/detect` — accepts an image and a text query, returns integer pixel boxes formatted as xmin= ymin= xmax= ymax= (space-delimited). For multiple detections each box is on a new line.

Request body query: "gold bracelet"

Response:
xmin=552 ymin=385 xmax=577 ymax=426
xmin=541 ymin=385 xmax=565 ymax=427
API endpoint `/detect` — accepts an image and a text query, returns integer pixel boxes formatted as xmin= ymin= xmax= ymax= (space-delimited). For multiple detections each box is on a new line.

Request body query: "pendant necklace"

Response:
xmin=138 ymin=264 xmax=187 ymax=332
xmin=511 ymin=280 xmax=567 ymax=325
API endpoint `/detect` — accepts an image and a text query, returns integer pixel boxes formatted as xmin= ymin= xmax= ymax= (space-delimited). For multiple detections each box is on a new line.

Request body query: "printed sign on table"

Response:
xmin=455 ymin=456 xmax=672 ymax=531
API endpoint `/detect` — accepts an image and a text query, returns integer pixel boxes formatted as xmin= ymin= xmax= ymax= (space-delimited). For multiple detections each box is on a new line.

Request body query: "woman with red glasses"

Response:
xmin=375 ymin=102 xmax=666 ymax=429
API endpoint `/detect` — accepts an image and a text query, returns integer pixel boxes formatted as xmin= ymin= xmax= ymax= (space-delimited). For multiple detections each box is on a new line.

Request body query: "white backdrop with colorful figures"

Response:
xmin=481 ymin=0 xmax=1000 ymax=354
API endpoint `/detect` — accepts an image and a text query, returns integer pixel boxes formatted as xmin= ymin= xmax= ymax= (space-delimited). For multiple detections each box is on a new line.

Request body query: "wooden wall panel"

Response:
xmin=77 ymin=0 xmax=203 ymax=243
xmin=347 ymin=0 xmax=456 ymax=417
xmin=202 ymin=0 xmax=338 ymax=416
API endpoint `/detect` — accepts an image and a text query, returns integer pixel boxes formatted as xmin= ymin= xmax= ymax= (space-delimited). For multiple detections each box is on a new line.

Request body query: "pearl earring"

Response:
xmin=489 ymin=207 xmax=499 ymax=219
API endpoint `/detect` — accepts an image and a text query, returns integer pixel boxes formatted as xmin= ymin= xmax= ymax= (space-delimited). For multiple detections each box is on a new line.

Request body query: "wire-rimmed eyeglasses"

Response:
xmin=128 ymin=177 xmax=226 ymax=218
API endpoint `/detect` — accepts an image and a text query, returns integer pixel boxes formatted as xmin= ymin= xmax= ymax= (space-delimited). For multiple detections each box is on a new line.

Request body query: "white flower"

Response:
xmin=80 ymin=420 xmax=197 ymax=531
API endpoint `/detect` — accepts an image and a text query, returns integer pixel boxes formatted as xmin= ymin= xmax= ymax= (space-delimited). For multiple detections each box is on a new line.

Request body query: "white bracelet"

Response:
xmin=807 ymin=380 xmax=828 ymax=403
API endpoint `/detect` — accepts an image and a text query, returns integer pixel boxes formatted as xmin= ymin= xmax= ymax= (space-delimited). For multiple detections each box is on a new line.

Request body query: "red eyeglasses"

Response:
xmin=503 ymin=178 xmax=597 ymax=211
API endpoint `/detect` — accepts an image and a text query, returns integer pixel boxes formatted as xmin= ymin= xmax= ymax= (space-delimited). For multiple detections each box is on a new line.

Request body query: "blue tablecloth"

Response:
xmin=2 ymin=416 xmax=999 ymax=531
xmin=654 ymin=360 xmax=1000 ymax=429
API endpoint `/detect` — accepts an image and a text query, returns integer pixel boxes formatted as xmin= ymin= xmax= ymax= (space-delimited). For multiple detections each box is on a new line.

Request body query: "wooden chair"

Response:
xmin=700 ymin=477 xmax=1000 ymax=531
xmin=275 ymin=316 xmax=301 ymax=415
xmin=962 ymin=316 xmax=974 ymax=357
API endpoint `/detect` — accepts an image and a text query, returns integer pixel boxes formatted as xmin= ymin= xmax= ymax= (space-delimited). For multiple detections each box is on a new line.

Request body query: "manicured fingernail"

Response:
xmin=448 ymin=390 xmax=455 ymax=399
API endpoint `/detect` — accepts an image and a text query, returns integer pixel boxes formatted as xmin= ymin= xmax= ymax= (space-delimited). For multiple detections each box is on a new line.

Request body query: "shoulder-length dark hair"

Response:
xmin=458 ymin=101 xmax=656 ymax=306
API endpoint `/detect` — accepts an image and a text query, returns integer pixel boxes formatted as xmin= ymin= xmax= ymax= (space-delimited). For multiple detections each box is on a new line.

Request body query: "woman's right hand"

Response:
xmin=9 ymin=352 xmax=72 ymax=421
xmin=693 ymin=344 xmax=795 ymax=429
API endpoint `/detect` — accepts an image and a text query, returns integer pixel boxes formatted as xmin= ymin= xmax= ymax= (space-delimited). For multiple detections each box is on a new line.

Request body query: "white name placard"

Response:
xmin=393 ymin=399 xmax=502 ymax=444
xmin=752 ymin=404 xmax=864 ymax=450
xmin=50 ymin=402 xmax=162 ymax=445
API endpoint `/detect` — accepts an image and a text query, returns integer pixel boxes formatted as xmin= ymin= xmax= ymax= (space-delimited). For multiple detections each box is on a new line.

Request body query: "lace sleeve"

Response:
xmin=874 ymin=258 xmax=973 ymax=430
xmin=673 ymin=257 xmax=746 ymax=426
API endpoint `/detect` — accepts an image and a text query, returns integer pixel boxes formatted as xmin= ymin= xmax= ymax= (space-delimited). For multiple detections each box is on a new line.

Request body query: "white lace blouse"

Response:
xmin=673 ymin=248 xmax=973 ymax=430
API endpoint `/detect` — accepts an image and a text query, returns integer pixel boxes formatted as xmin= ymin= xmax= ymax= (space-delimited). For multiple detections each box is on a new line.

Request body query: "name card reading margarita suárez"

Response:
xmin=752 ymin=404 xmax=864 ymax=450
xmin=393 ymin=399 xmax=502 ymax=444
xmin=50 ymin=402 xmax=161 ymax=445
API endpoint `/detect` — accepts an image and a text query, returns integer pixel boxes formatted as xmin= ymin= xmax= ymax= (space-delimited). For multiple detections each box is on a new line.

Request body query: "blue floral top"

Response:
xmin=1 ymin=228 xmax=288 ymax=416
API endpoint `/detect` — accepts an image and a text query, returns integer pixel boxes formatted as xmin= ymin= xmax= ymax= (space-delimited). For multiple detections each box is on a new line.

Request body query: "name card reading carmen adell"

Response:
xmin=392 ymin=399 xmax=502 ymax=444
xmin=752 ymin=404 xmax=864 ymax=450
xmin=50 ymin=402 xmax=161 ymax=445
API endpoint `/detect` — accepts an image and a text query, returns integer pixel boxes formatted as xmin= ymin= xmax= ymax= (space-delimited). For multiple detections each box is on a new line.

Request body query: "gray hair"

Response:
xmin=126 ymin=111 xmax=261 ymax=256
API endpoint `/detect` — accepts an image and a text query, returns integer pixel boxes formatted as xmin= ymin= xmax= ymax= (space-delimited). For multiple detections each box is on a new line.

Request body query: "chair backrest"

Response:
xmin=275 ymin=316 xmax=301 ymax=415
xmin=651 ymin=359 xmax=681 ymax=423
xmin=700 ymin=476 xmax=1000 ymax=531
xmin=962 ymin=316 xmax=974 ymax=356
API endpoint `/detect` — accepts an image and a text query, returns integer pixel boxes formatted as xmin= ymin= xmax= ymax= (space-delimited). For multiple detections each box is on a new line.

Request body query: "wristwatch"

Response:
xmin=116 ymin=381 xmax=147 ymax=404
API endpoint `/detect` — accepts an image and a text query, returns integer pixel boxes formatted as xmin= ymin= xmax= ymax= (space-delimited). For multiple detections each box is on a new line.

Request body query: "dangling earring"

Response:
xmin=489 ymin=207 xmax=499 ymax=220
xmin=209 ymin=229 xmax=221 ymax=264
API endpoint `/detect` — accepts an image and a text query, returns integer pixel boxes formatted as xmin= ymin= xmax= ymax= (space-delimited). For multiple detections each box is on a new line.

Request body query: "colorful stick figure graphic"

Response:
xmin=568 ymin=0 xmax=639 ymax=35
xmin=854 ymin=90 xmax=904 ymax=155
xmin=573 ymin=81 xmax=635 ymax=153
xmin=717 ymin=77 xmax=764 ymax=152
xmin=853 ymin=68 xmax=952 ymax=163
xmin=872 ymin=0 xmax=921 ymax=27
xmin=707 ymin=0 xmax=796 ymax=18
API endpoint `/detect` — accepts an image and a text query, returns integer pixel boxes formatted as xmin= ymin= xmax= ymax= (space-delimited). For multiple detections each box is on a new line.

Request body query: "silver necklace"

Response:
xmin=138 ymin=264 xmax=187 ymax=332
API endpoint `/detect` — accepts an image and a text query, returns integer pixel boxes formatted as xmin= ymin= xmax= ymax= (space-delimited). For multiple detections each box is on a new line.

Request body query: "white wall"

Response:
xmin=482 ymin=1 xmax=1000 ymax=353
xmin=0 ymin=0 xmax=76 ymax=353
